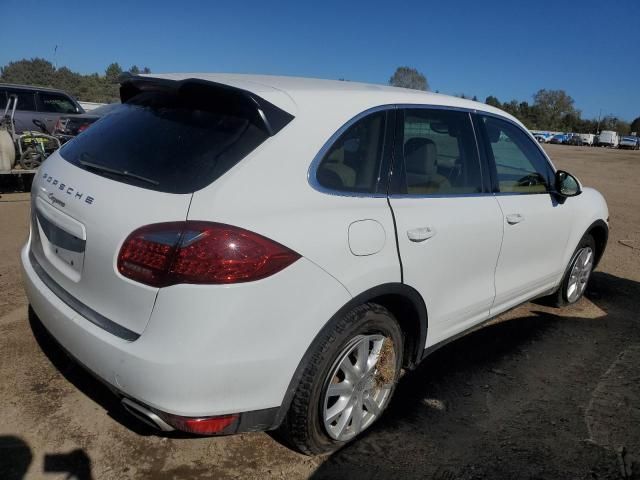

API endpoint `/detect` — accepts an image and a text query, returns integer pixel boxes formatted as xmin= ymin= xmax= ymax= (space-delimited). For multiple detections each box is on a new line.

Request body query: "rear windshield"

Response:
xmin=60 ymin=90 xmax=271 ymax=193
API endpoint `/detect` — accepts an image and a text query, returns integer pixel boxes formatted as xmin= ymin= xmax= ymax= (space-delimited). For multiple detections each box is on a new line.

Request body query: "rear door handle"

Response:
xmin=506 ymin=213 xmax=524 ymax=225
xmin=407 ymin=227 xmax=436 ymax=242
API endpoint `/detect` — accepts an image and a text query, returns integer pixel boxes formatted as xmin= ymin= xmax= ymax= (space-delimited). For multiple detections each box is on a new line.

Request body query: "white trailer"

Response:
xmin=598 ymin=130 xmax=619 ymax=147
xmin=579 ymin=133 xmax=596 ymax=146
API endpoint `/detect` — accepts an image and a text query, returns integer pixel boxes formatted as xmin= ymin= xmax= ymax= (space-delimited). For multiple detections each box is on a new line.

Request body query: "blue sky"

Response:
xmin=1 ymin=0 xmax=637 ymax=120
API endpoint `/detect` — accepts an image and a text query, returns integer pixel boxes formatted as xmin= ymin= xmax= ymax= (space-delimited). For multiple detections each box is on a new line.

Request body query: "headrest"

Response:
xmin=486 ymin=122 xmax=501 ymax=143
xmin=404 ymin=137 xmax=438 ymax=175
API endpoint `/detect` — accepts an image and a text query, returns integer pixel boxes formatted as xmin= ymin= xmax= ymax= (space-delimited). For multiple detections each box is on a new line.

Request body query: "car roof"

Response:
xmin=0 ymin=82 xmax=72 ymax=95
xmin=141 ymin=73 xmax=519 ymax=126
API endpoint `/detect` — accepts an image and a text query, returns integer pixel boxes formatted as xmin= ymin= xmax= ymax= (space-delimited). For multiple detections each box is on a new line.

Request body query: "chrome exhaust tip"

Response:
xmin=121 ymin=398 xmax=174 ymax=432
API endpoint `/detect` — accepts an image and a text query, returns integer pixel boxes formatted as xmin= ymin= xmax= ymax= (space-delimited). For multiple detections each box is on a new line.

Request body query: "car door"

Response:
xmin=388 ymin=108 xmax=503 ymax=347
xmin=474 ymin=113 xmax=573 ymax=315
xmin=36 ymin=91 xmax=81 ymax=133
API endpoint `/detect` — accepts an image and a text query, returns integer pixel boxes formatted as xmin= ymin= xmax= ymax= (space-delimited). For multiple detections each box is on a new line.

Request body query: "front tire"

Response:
xmin=280 ymin=303 xmax=403 ymax=455
xmin=552 ymin=234 xmax=596 ymax=307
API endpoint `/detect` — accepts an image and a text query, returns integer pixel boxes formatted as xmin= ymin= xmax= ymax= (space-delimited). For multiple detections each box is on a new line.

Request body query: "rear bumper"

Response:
xmin=21 ymin=239 xmax=351 ymax=430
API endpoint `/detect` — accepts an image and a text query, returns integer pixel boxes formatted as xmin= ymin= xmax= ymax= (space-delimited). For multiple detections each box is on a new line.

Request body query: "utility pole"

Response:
xmin=54 ymin=45 xmax=58 ymax=69
xmin=596 ymin=109 xmax=602 ymax=134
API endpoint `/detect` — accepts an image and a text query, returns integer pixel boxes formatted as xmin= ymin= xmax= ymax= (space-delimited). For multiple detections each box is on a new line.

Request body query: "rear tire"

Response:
xmin=551 ymin=234 xmax=596 ymax=307
xmin=279 ymin=303 xmax=403 ymax=455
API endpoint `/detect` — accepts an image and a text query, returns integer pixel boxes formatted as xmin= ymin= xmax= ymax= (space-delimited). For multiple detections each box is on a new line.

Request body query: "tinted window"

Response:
xmin=38 ymin=92 xmax=78 ymax=113
xmin=60 ymin=90 xmax=270 ymax=194
xmin=7 ymin=90 xmax=36 ymax=111
xmin=399 ymin=109 xmax=482 ymax=194
xmin=480 ymin=115 xmax=553 ymax=193
xmin=0 ymin=90 xmax=6 ymax=109
xmin=316 ymin=111 xmax=387 ymax=193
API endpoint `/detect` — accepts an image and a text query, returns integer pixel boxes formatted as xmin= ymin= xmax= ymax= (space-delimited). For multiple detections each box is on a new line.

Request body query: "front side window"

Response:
xmin=480 ymin=115 xmax=553 ymax=193
xmin=38 ymin=93 xmax=78 ymax=113
xmin=398 ymin=109 xmax=483 ymax=195
xmin=316 ymin=111 xmax=387 ymax=194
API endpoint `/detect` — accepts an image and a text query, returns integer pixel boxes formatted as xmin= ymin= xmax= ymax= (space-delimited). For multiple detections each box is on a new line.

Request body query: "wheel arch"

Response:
xmin=586 ymin=219 xmax=608 ymax=268
xmin=272 ymin=283 xmax=428 ymax=428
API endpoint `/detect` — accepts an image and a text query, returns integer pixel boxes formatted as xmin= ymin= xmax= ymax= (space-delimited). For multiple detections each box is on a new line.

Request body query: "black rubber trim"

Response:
xmin=29 ymin=251 xmax=140 ymax=341
xmin=586 ymin=219 xmax=609 ymax=268
xmin=119 ymin=74 xmax=294 ymax=136
xmin=35 ymin=210 xmax=85 ymax=253
xmin=235 ymin=407 xmax=280 ymax=433
xmin=273 ymin=282 xmax=428 ymax=428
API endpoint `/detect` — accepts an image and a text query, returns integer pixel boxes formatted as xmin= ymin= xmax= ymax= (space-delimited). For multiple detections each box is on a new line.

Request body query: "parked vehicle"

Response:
xmin=0 ymin=95 xmax=60 ymax=172
xmin=549 ymin=133 xmax=569 ymax=144
xmin=618 ymin=136 xmax=640 ymax=150
xmin=22 ymin=74 xmax=609 ymax=454
xmin=0 ymin=84 xmax=84 ymax=134
xmin=54 ymin=103 xmax=121 ymax=143
xmin=566 ymin=134 xmax=584 ymax=146
xmin=533 ymin=133 xmax=551 ymax=143
xmin=579 ymin=133 xmax=596 ymax=146
xmin=597 ymin=130 xmax=619 ymax=147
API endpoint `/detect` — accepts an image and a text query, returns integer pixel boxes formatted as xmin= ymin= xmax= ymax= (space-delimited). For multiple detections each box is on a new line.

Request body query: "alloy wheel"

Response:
xmin=322 ymin=334 xmax=396 ymax=441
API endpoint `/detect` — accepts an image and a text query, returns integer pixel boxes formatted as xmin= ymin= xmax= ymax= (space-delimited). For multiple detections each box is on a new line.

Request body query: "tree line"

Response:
xmin=389 ymin=66 xmax=639 ymax=135
xmin=1 ymin=60 xmax=637 ymax=135
xmin=0 ymin=58 xmax=149 ymax=104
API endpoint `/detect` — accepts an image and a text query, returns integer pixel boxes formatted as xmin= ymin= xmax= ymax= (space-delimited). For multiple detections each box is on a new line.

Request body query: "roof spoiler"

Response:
xmin=118 ymin=73 xmax=294 ymax=136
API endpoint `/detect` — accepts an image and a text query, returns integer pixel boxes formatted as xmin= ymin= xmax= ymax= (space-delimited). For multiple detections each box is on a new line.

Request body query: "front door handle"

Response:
xmin=407 ymin=227 xmax=436 ymax=242
xmin=506 ymin=213 xmax=524 ymax=225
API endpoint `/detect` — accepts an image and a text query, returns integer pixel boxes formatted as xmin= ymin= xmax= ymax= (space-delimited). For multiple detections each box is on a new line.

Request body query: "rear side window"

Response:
xmin=316 ymin=111 xmax=388 ymax=194
xmin=397 ymin=109 xmax=483 ymax=195
xmin=479 ymin=115 xmax=553 ymax=194
xmin=7 ymin=90 xmax=36 ymax=111
xmin=60 ymin=90 xmax=274 ymax=194
xmin=38 ymin=92 xmax=78 ymax=113
xmin=0 ymin=90 xmax=6 ymax=109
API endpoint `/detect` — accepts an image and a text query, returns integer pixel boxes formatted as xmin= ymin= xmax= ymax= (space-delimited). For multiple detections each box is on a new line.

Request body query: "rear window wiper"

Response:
xmin=79 ymin=159 xmax=160 ymax=186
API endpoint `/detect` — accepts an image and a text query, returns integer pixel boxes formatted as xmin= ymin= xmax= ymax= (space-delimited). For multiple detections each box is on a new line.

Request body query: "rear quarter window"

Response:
xmin=60 ymin=90 xmax=272 ymax=194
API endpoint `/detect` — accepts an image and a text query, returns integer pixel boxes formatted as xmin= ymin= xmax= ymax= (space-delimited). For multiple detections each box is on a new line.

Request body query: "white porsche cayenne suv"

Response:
xmin=21 ymin=74 xmax=609 ymax=454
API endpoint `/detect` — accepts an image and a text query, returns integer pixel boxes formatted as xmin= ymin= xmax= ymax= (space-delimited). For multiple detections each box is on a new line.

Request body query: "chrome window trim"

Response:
xmin=389 ymin=192 xmax=493 ymax=200
xmin=307 ymin=104 xmax=395 ymax=198
xmin=308 ymin=103 xmax=554 ymax=199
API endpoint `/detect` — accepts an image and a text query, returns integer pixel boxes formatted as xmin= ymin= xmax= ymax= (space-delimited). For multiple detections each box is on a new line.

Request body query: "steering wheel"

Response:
xmin=516 ymin=173 xmax=542 ymax=187
xmin=32 ymin=119 xmax=48 ymax=133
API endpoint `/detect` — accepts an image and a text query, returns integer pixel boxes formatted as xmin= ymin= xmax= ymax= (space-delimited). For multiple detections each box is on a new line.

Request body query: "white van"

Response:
xmin=579 ymin=134 xmax=595 ymax=146
xmin=598 ymin=131 xmax=619 ymax=147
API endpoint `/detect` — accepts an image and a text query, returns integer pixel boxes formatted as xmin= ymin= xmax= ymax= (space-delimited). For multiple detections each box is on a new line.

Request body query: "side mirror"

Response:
xmin=555 ymin=170 xmax=581 ymax=197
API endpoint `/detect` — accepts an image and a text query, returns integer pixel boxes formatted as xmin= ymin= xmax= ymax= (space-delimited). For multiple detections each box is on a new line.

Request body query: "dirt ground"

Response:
xmin=1 ymin=144 xmax=639 ymax=479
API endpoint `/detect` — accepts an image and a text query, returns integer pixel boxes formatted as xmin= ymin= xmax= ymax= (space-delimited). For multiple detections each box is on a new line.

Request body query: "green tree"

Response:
xmin=600 ymin=116 xmax=630 ymax=135
xmin=129 ymin=65 xmax=140 ymax=75
xmin=389 ymin=66 xmax=429 ymax=91
xmin=0 ymin=58 xmax=56 ymax=87
xmin=533 ymin=89 xmax=579 ymax=131
xmin=485 ymin=96 xmax=501 ymax=108
xmin=630 ymin=116 xmax=640 ymax=134
xmin=105 ymin=62 xmax=123 ymax=83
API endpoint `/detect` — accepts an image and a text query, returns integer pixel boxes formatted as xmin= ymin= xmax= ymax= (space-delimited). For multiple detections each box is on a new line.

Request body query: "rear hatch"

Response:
xmin=29 ymin=76 xmax=294 ymax=338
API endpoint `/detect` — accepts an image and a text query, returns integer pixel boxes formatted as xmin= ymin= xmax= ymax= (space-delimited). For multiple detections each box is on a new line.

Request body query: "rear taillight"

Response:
xmin=117 ymin=221 xmax=300 ymax=287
